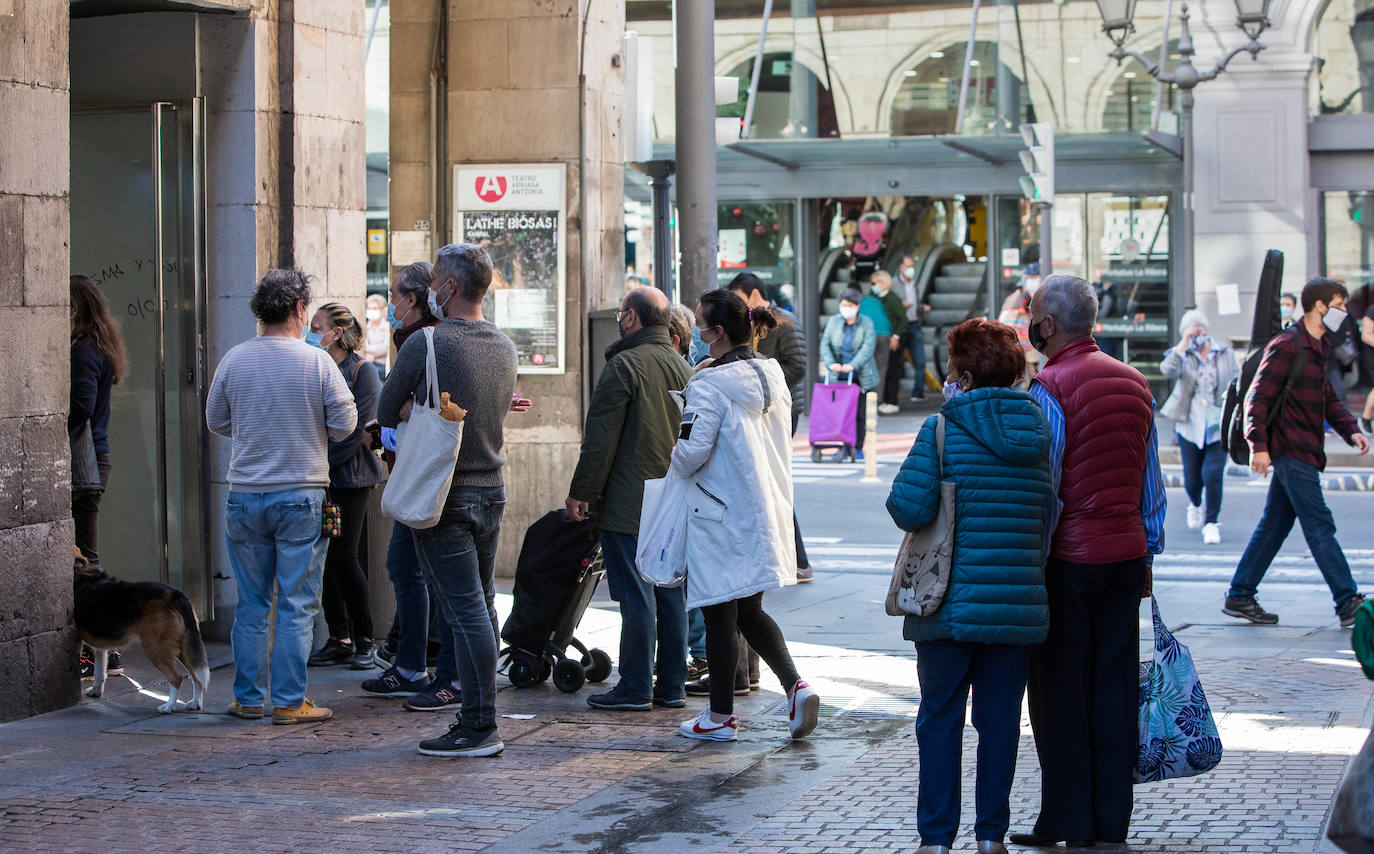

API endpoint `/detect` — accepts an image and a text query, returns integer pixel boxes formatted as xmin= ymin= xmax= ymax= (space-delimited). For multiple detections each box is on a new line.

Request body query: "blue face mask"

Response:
xmin=942 ymin=379 xmax=964 ymax=401
xmin=387 ymin=303 xmax=403 ymax=330
xmin=303 ymin=330 xmax=324 ymax=349
xmin=1191 ymin=334 xmax=1209 ymax=352
xmin=688 ymin=324 xmax=711 ymax=365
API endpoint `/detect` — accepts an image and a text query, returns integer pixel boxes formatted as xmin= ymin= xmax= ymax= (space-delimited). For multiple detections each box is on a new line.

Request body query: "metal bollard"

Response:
xmin=862 ymin=391 xmax=880 ymax=482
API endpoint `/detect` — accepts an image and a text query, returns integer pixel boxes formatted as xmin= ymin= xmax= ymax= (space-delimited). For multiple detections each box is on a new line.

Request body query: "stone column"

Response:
xmin=0 ymin=0 xmax=78 ymax=721
xmin=391 ymin=0 xmax=626 ymax=574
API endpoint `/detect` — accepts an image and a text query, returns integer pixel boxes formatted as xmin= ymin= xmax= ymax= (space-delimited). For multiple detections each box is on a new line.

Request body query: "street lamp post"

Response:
xmin=1095 ymin=0 xmax=1271 ymax=308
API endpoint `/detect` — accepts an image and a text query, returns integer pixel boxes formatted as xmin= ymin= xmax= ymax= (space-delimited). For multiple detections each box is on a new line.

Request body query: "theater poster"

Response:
xmin=453 ymin=163 xmax=566 ymax=374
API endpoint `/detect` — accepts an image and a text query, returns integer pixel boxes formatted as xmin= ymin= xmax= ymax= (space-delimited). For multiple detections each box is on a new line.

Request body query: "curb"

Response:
xmin=1162 ymin=471 xmax=1374 ymax=491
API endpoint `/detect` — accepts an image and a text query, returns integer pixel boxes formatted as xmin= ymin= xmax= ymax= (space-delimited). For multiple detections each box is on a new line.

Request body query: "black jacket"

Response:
xmin=329 ymin=353 xmax=383 ymax=489
xmin=70 ymin=337 xmax=114 ymax=457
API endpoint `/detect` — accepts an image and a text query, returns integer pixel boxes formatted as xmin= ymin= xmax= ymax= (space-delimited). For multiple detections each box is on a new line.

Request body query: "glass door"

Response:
xmin=70 ymin=101 xmax=208 ymax=613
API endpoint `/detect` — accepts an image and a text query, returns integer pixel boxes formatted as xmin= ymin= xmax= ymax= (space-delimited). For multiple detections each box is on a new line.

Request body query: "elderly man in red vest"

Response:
xmin=1009 ymin=274 xmax=1166 ymax=850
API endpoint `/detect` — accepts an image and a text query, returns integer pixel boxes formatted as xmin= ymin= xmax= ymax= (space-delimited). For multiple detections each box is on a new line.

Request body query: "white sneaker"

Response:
xmin=788 ymin=679 xmax=820 ymax=739
xmin=1202 ymin=522 xmax=1221 ymax=544
xmin=878 ymin=403 xmax=900 ymax=415
xmin=678 ymin=709 xmax=738 ymax=741
xmin=1186 ymin=504 xmax=1204 ymax=529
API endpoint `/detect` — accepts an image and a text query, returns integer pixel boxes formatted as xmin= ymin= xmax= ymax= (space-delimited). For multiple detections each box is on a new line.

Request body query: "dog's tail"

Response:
xmin=173 ymin=594 xmax=211 ymax=690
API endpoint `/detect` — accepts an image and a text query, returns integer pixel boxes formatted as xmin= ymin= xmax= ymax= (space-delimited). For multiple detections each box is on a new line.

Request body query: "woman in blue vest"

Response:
xmin=886 ymin=318 xmax=1055 ymax=854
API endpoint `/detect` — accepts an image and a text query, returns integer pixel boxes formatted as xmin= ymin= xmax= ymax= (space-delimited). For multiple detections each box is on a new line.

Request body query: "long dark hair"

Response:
xmin=70 ymin=275 xmax=130 ymax=383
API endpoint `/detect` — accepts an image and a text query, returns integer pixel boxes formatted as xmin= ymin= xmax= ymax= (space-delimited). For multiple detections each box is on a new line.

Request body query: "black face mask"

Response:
xmin=1028 ymin=318 xmax=1049 ymax=354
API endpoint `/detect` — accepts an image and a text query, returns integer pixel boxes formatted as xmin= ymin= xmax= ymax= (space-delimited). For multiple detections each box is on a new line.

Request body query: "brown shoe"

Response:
xmin=272 ymin=698 xmax=333 ymax=725
xmin=227 ymin=701 xmax=264 ymax=720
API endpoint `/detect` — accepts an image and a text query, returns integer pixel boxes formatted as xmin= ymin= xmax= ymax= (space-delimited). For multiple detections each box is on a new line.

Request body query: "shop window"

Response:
xmin=717 ymin=202 xmax=797 ymax=303
xmin=1323 ymin=190 xmax=1374 ymax=313
xmin=720 ymin=52 xmax=839 ymax=139
xmin=890 ymin=41 xmax=1023 ymax=137
xmin=1100 ymin=42 xmax=1180 ymax=133
xmin=1314 ymin=0 xmax=1374 ymax=115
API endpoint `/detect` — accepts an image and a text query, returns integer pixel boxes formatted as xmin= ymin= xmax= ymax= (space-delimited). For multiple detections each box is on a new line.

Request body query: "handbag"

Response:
xmin=635 ymin=474 xmax=690 ymax=587
xmin=1329 ymin=729 xmax=1374 ymax=853
xmin=1134 ymin=595 xmax=1223 ymax=783
xmin=884 ymin=413 xmax=956 ymax=617
xmin=69 ymin=421 xmax=103 ymax=494
xmin=380 ymin=327 xmax=463 ymax=529
xmin=323 ymin=360 xmax=371 ymax=539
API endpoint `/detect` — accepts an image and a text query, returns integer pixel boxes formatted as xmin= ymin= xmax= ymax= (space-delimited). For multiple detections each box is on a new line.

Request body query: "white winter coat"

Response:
xmin=671 ymin=356 xmax=797 ymax=609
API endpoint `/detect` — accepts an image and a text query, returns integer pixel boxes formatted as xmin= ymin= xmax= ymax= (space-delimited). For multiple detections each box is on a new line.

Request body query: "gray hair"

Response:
xmin=435 ymin=243 xmax=494 ymax=303
xmin=1178 ymin=308 xmax=1210 ymax=336
xmin=250 ymin=269 xmax=312 ymax=325
xmin=394 ymin=261 xmax=435 ymax=321
xmin=1040 ymin=274 xmax=1098 ymax=337
xmin=668 ymin=304 xmax=695 ymax=357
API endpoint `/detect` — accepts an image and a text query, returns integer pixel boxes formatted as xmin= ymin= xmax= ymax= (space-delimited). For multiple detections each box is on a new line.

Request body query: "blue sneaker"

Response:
xmin=361 ymin=665 xmax=431 ymax=698
xmin=855 ymin=450 xmax=865 ymax=462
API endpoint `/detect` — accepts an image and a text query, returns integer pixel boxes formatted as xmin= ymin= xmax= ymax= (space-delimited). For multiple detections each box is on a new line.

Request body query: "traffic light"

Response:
xmin=1018 ymin=122 xmax=1055 ymax=204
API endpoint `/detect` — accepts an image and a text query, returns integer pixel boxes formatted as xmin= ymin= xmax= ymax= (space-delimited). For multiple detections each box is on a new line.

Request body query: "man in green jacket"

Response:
xmin=566 ymin=286 xmax=692 ymax=711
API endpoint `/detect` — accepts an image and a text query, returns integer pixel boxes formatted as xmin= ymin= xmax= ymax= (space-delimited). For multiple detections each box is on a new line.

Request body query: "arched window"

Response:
xmin=1312 ymin=0 xmax=1374 ymax=115
xmin=721 ymin=52 xmax=839 ymax=139
xmin=890 ymin=42 xmax=1024 ymax=137
xmin=1100 ymin=43 xmax=1180 ymax=133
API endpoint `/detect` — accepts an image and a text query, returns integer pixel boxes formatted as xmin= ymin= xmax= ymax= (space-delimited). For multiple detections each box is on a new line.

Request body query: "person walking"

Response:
xmin=820 ymin=289 xmax=879 ymax=461
xmin=304 ymin=303 xmax=382 ymax=670
xmin=566 ymin=287 xmax=691 ymax=712
xmin=1223 ymin=277 xmax=1371 ymax=627
xmin=727 ymin=273 xmax=813 ymax=583
xmin=898 ymin=255 xmax=929 ymax=402
xmin=70 ymin=274 xmax=131 ymax=680
xmin=1160 ymin=309 xmax=1236 ymax=545
xmin=859 ymin=277 xmax=895 ymax=402
xmin=888 ymin=318 xmax=1054 ymax=854
xmin=672 ymin=288 xmax=820 ymax=743
xmin=1010 ymin=274 xmax=1165 ymax=849
xmin=377 ymin=243 xmax=519 ymax=757
xmin=872 ymin=270 xmax=910 ymax=413
xmin=207 ymin=270 xmax=358 ymax=725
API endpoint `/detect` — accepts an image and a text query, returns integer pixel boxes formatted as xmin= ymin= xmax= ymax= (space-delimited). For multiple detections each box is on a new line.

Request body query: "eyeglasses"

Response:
xmin=616 ymin=309 xmax=632 ymax=321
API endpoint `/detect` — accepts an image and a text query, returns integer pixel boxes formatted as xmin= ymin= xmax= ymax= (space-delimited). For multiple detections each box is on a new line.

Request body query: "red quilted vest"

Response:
xmin=1035 ymin=337 xmax=1155 ymax=564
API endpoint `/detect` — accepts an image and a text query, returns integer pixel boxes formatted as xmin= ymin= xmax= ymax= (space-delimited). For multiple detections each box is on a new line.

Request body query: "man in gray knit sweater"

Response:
xmin=207 ymin=270 xmax=357 ymax=725
xmin=378 ymin=243 xmax=517 ymax=758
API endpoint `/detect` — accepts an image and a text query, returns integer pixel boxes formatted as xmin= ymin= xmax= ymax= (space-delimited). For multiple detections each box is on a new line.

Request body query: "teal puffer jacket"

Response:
xmin=886 ymin=387 xmax=1054 ymax=645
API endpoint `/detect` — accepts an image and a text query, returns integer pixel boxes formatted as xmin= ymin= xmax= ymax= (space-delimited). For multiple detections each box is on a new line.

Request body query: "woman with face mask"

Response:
xmin=306 ymin=302 xmax=384 ymax=669
xmin=887 ymin=318 xmax=1054 ymax=854
xmin=363 ymin=293 xmax=390 ymax=379
xmin=1159 ymin=310 xmax=1237 ymax=545
xmin=819 ymin=288 xmax=879 ymax=460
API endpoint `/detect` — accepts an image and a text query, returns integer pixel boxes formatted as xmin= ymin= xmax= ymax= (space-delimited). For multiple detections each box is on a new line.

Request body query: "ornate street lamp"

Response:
xmin=1095 ymin=0 xmax=1271 ymax=307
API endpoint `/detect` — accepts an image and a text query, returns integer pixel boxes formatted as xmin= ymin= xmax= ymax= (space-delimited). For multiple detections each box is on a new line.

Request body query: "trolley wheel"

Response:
xmin=583 ymin=648 xmax=613 ymax=684
xmin=810 ymin=447 xmax=822 ymax=463
xmin=552 ymin=658 xmax=587 ymax=693
xmin=508 ymin=653 xmax=539 ymax=688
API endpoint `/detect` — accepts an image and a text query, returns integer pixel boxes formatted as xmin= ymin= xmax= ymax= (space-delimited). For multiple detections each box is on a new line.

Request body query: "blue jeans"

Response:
xmin=1178 ymin=436 xmax=1225 ymax=524
xmin=600 ymin=530 xmax=688 ymax=702
xmin=386 ymin=520 xmax=458 ymax=683
xmin=412 ymin=485 xmax=505 ymax=729
xmin=915 ymin=640 xmax=1030 ymax=847
xmin=687 ymin=608 xmax=707 ymax=660
xmin=1228 ymin=456 xmax=1359 ymax=612
xmin=224 ymin=488 xmax=329 ymax=709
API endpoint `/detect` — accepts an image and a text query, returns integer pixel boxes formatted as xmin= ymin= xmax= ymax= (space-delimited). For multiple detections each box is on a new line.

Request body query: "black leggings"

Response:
xmin=72 ymin=455 xmax=112 ymax=564
xmin=322 ymin=486 xmax=374 ymax=640
xmin=701 ymin=592 xmax=800 ymax=715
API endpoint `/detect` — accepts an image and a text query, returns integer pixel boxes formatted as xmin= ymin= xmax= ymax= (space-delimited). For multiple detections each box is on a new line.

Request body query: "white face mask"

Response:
xmin=839 ymin=305 xmax=859 ymax=321
xmin=427 ymin=285 xmax=447 ymax=320
xmin=1324 ymin=305 xmax=1348 ymax=333
xmin=365 ymin=308 xmax=381 ymax=322
xmin=1024 ymin=277 xmax=1041 ymax=295
xmin=901 ymin=267 xmax=915 ymax=281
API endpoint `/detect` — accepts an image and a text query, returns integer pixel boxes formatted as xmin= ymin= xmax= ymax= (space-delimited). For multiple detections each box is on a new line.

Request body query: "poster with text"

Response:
xmin=454 ymin=164 xmax=566 ymax=374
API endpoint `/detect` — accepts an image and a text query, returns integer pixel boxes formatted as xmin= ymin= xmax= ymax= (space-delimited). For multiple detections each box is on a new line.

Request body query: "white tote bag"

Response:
xmin=635 ymin=474 xmax=690 ymax=587
xmin=380 ymin=327 xmax=463 ymax=529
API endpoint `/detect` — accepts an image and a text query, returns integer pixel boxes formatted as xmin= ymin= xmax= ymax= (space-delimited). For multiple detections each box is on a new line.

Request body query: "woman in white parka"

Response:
xmin=671 ymin=288 xmax=821 ymax=743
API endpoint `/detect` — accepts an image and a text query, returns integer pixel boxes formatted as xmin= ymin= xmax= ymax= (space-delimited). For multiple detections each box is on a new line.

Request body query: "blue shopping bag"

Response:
xmin=1134 ymin=596 xmax=1223 ymax=783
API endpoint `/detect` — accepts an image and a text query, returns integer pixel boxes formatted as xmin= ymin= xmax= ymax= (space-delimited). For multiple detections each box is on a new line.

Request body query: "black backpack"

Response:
xmin=1221 ymin=327 xmax=1307 ymax=466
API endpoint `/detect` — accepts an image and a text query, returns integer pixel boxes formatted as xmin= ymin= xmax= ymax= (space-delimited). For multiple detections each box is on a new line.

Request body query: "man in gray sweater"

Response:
xmin=206 ymin=270 xmax=357 ymax=725
xmin=378 ymin=243 xmax=517 ymax=758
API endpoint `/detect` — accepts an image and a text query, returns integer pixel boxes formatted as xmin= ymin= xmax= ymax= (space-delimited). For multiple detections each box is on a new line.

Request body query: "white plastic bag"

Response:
xmin=635 ymin=474 xmax=690 ymax=587
xmin=381 ymin=327 xmax=463 ymax=529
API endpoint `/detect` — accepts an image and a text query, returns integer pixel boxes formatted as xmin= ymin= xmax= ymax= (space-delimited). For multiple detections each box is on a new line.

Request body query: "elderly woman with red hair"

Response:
xmin=886 ymin=318 xmax=1056 ymax=854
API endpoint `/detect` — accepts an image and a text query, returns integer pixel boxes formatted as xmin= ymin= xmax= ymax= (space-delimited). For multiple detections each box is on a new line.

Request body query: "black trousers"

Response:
xmin=72 ymin=454 xmax=112 ymax=564
xmin=701 ymin=592 xmax=800 ymax=715
xmin=1026 ymin=555 xmax=1147 ymax=844
xmin=321 ymin=486 xmax=375 ymax=640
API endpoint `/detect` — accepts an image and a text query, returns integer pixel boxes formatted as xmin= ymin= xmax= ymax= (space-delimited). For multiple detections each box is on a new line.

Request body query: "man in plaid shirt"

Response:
xmin=1224 ymin=277 xmax=1371 ymax=627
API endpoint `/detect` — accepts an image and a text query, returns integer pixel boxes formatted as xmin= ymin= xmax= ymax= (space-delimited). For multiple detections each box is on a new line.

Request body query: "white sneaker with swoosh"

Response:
xmin=678 ymin=709 xmax=738 ymax=741
xmin=788 ymin=679 xmax=820 ymax=739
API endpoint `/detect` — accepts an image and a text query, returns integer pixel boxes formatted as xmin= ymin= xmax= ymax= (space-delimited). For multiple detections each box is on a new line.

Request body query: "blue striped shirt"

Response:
xmin=1029 ymin=381 xmax=1166 ymax=557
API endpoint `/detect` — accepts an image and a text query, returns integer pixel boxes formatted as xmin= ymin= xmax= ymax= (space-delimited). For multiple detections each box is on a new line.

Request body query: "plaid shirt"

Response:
xmin=1245 ymin=322 xmax=1358 ymax=470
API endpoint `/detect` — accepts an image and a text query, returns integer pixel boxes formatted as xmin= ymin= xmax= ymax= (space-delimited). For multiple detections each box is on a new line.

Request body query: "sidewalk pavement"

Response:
xmin=1 ymin=556 xmax=1369 ymax=852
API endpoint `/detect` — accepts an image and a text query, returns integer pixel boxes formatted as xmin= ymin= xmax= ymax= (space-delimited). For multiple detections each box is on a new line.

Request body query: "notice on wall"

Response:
xmin=1215 ymin=283 xmax=1242 ymax=316
xmin=454 ymin=164 xmax=566 ymax=374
